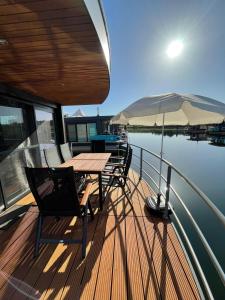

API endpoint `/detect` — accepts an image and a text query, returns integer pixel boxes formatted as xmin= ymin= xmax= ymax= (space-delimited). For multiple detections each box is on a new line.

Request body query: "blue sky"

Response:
xmin=63 ymin=0 xmax=225 ymax=117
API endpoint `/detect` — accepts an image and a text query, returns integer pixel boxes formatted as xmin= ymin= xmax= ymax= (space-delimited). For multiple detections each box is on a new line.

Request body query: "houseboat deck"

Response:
xmin=0 ymin=169 xmax=201 ymax=300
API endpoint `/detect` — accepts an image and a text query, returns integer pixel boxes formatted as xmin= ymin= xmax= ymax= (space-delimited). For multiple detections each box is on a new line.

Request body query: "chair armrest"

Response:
xmin=106 ymin=163 xmax=125 ymax=167
xmin=109 ymin=156 xmax=124 ymax=160
xmin=80 ymin=181 xmax=93 ymax=206
xmin=102 ymin=172 xmax=127 ymax=179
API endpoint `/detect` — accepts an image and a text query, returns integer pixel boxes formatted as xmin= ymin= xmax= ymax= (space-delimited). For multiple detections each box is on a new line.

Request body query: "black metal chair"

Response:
xmin=60 ymin=143 xmax=73 ymax=162
xmin=44 ymin=145 xmax=85 ymax=193
xmin=25 ymin=167 xmax=94 ymax=259
xmin=109 ymin=143 xmax=129 ymax=162
xmin=91 ymin=140 xmax=106 ymax=153
xmin=44 ymin=146 xmax=62 ymax=167
xmin=102 ymin=148 xmax=133 ymax=207
xmin=106 ymin=144 xmax=131 ymax=171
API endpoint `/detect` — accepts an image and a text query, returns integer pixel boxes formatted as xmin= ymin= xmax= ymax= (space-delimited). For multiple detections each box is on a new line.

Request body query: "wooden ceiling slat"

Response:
xmin=0 ymin=69 xmax=108 ymax=82
xmin=0 ymin=42 xmax=101 ymax=54
xmin=0 ymin=23 xmax=93 ymax=38
xmin=0 ymin=0 xmax=84 ymax=16
xmin=0 ymin=52 xmax=102 ymax=64
xmin=0 ymin=0 xmax=47 ymax=6
xmin=3 ymin=39 xmax=99 ymax=51
xmin=0 ymin=7 xmax=86 ymax=25
xmin=0 ymin=46 xmax=101 ymax=59
xmin=0 ymin=0 xmax=110 ymax=105
xmin=6 ymin=29 xmax=96 ymax=44
xmin=0 ymin=65 xmax=106 ymax=74
xmin=0 ymin=16 xmax=90 ymax=32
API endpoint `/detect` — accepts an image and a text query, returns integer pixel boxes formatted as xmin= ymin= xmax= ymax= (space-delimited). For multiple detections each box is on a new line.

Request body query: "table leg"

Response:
xmin=98 ymin=173 xmax=103 ymax=210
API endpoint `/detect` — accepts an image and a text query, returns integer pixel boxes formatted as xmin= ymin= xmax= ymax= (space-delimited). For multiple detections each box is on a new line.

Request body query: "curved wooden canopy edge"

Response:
xmin=0 ymin=0 xmax=110 ymax=106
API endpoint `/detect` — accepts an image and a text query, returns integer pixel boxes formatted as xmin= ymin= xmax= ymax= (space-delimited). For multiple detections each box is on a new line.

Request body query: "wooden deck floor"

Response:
xmin=0 ymin=170 xmax=201 ymax=300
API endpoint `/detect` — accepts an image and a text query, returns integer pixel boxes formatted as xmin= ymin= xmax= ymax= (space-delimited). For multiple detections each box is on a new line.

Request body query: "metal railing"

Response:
xmin=130 ymin=143 xmax=225 ymax=300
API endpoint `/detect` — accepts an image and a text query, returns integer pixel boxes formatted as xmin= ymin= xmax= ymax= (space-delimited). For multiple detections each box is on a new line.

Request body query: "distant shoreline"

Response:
xmin=127 ymin=126 xmax=186 ymax=133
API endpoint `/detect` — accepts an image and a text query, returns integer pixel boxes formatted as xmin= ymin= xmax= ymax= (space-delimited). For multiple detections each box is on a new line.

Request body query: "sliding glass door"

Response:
xmin=0 ymin=100 xmax=56 ymax=210
xmin=0 ymin=104 xmax=31 ymax=207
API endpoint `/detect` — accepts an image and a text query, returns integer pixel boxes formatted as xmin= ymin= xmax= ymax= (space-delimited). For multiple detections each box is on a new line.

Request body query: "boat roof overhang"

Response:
xmin=0 ymin=0 xmax=110 ymax=106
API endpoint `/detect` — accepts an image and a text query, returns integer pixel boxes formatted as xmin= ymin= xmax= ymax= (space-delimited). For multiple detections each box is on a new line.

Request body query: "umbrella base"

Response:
xmin=145 ymin=194 xmax=171 ymax=218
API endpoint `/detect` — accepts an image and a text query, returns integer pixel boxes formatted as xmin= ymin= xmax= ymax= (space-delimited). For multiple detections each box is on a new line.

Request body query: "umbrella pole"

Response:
xmin=157 ymin=113 xmax=165 ymax=206
xmin=145 ymin=112 xmax=169 ymax=216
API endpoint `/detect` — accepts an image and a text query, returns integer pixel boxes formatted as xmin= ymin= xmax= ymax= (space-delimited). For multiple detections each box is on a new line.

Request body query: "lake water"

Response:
xmin=129 ymin=132 xmax=225 ymax=212
xmin=128 ymin=132 xmax=225 ymax=297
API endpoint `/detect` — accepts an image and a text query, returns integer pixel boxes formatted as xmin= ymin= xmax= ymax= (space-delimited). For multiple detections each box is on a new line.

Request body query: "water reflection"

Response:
xmin=128 ymin=131 xmax=225 ymax=212
xmin=130 ymin=128 xmax=225 ymax=147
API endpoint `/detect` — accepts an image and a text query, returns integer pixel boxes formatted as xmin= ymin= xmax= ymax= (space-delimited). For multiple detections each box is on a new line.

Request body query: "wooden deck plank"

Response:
xmin=33 ymin=218 xmax=84 ymax=300
xmin=43 ymin=216 xmax=99 ymax=300
xmin=134 ymin=216 xmax=160 ymax=299
xmin=142 ymin=215 xmax=178 ymax=300
xmin=111 ymin=216 xmax=127 ymax=300
xmin=78 ymin=216 xmax=108 ymax=300
xmin=0 ymin=209 xmax=37 ymax=254
xmin=126 ymin=216 xmax=145 ymax=300
xmin=60 ymin=215 xmax=110 ymax=300
xmin=129 ymin=177 xmax=160 ymax=299
xmin=16 ymin=192 xmax=35 ymax=206
xmin=164 ymin=224 xmax=201 ymax=299
xmin=129 ymin=169 xmax=152 ymax=216
xmin=126 ymin=177 xmax=143 ymax=217
xmin=138 ymin=170 xmax=201 ymax=300
xmin=0 ymin=220 xmax=36 ymax=275
xmin=101 ymin=187 xmax=116 ymax=216
xmin=93 ymin=215 xmax=116 ymax=300
xmin=0 ymin=218 xmax=70 ymax=299
xmin=0 ymin=168 xmax=202 ymax=300
xmin=156 ymin=222 xmax=200 ymax=300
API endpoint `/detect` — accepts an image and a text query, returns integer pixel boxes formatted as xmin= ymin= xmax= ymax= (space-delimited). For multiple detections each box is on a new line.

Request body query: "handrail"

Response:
xmin=130 ymin=143 xmax=225 ymax=229
xmin=130 ymin=142 xmax=225 ymax=293
xmin=169 ymin=204 xmax=214 ymax=300
xmin=171 ymin=185 xmax=225 ymax=285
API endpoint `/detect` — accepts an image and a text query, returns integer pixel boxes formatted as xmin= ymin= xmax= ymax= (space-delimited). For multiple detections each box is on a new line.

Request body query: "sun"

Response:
xmin=166 ymin=40 xmax=184 ymax=58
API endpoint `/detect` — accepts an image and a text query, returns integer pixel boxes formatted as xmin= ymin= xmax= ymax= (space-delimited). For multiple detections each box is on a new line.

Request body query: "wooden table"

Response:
xmin=73 ymin=153 xmax=111 ymax=160
xmin=61 ymin=153 xmax=111 ymax=210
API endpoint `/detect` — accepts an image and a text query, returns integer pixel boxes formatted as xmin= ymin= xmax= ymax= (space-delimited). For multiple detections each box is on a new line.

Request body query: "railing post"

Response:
xmin=164 ymin=165 xmax=171 ymax=218
xmin=140 ymin=148 xmax=143 ymax=180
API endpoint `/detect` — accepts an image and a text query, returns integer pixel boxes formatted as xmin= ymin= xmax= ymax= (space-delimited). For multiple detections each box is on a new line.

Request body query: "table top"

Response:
xmin=73 ymin=153 xmax=111 ymax=160
xmin=61 ymin=156 xmax=110 ymax=173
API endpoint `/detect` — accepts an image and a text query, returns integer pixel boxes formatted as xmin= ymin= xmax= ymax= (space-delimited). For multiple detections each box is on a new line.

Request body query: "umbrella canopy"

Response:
xmin=111 ymin=92 xmax=225 ymax=213
xmin=111 ymin=93 xmax=225 ymax=126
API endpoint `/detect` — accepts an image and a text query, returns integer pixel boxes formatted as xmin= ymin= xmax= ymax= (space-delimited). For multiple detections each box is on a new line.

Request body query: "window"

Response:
xmin=35 ymin=109 xmax=55 ymax=146
xmin=0 ymin=106 xmax=26 ymax=152
xmin=75 ymin=123 xmax=97 ymax=142
xmin=0 ymin=105 xmax=29 ymax=205
xmin=0 ymin=102 xmax=56 ymax=210
xmin=67 ymin=125 xmax=76 ymax=141
xmin=35 ymin=108 xmax=56 ymax=166
xmin=77 ymin=124 xmax=87 ymax=142
xmin=87 ymin=123 xmax=97 ymax=140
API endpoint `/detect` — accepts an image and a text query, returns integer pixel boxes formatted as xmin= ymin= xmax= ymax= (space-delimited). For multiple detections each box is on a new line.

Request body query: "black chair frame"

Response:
xmin=102 ymin=148 xmax=133 ymax=208
xmin=25 ymin=167 xmax=94 ymax=259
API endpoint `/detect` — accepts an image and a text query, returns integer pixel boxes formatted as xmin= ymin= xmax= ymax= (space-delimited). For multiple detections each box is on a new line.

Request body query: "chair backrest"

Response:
xmin=25 ymin=167 xmax=81 ymax=216
xmin=123 ymin=148 xmax=133 ymax=177
xmin=44 ymin=146 xmax=62 ymax=167
xmin=60 ymin=143 xmax=72 ymax=162
xmin=122 ymin=144 xmax=131 ymax=165
xmin=91 ymin=140 xmax=106 ymax=153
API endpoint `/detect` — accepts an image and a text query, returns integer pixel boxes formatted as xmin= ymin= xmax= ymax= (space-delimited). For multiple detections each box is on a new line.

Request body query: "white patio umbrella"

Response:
xmin=111 ymin=93 xmax=225 ymax=212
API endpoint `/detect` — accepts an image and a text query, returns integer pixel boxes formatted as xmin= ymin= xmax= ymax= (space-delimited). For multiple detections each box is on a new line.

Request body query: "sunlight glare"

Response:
xmin=166 ymin=40 xmax=184 ymax=58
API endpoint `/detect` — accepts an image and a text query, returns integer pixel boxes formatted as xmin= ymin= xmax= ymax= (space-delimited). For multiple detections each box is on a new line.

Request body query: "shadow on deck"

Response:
xmin=0 ymin=170 xmax=201 ymax=299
